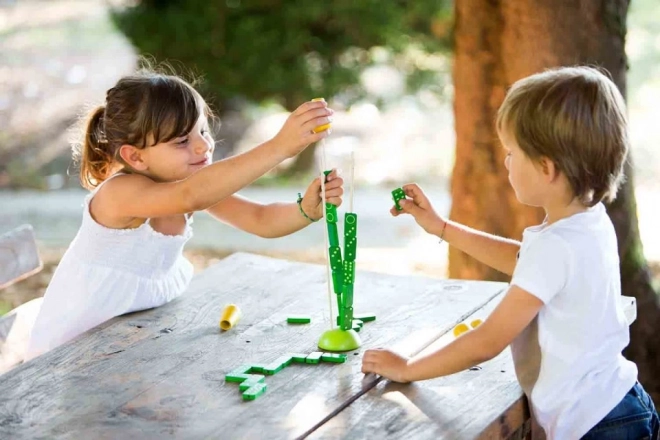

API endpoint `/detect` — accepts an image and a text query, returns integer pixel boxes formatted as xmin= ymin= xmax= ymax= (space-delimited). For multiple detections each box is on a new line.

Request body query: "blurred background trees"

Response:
xmin=112 ymin=0 xmax=452 ymax=174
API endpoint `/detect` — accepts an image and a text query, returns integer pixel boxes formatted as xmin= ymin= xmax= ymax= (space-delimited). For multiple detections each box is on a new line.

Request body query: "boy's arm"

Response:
xmin=440 ymin=220 xmax=521 ymax=277
xmin=362 ymin=285 xmax=543 ymax=382
xmin=394 ymin=183 xmax=520 ymax=276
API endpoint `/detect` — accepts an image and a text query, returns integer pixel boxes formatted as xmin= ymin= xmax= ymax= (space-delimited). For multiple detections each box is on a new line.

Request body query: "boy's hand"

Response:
xmin=392 ymin=183 xmax=445 ymax=237
xmin=272 ymin=100 xmax=334 ymax=158
xmin=301 ymin=169 xmax=343 ymax=220
xmin=361 ymin=348 xmax=411 ymax=383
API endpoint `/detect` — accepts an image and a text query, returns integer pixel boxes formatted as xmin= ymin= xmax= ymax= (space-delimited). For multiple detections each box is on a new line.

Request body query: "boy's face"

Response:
xmin=499 ymin=127 xmax=547 ymax=207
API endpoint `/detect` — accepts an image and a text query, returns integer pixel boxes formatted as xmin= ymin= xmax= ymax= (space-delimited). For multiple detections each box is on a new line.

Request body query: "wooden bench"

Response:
xmin=0 ymin=224 xmax=42 ymax=290
xmin=0 ymin=224 xmax=43 ymax=374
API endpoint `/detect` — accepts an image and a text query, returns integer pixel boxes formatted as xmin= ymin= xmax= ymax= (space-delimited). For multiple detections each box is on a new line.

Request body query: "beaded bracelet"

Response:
xmin=297 ymin=193 xmax=319 ymax=222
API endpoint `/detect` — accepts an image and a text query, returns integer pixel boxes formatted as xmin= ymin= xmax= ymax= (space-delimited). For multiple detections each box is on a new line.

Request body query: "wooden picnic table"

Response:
xmin=0 ymin=252 xmax=529 ymax=440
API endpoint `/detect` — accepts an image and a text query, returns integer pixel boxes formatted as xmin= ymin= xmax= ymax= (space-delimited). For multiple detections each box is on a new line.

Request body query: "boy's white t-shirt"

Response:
xmin=510 ymin=203 xmax=637 ymax=440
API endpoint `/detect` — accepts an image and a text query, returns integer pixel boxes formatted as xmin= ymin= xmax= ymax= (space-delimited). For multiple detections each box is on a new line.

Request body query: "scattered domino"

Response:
xmin=287 ymin=316 xmax=311 ymax=324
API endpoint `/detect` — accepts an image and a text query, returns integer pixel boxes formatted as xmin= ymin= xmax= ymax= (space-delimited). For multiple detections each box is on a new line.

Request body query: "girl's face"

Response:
xmin=499 ymin=127 xmax=547 ymax=207
xmin=141 ymin=115 xmax=215 ymax=182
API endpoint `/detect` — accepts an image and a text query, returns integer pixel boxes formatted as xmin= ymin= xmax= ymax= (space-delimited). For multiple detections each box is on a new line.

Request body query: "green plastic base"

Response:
xmin=318 ymin=328 xmax=361 ymax=352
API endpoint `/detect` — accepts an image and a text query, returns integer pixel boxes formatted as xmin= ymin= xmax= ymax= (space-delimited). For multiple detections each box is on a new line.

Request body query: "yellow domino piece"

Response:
xmin=452 ymin=322 xmax=470 ymax=337
xmin=313 ymin=123 xmax=331 ymax=134
xmin=311 ymin=97 xmax=325 ymax=102
xmin=470 ymin=319 xmax=483 ymax=329
xmin=219 ymin=304 xmax=242 ymax=331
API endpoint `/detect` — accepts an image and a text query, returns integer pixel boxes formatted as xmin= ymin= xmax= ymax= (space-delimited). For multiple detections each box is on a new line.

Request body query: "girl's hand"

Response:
xmin=300 ymin=169 xmax=343 ymax=220
xmin=272 ymin=100 xmax=334 ymax=158
xmin=361 ymin=348 xmax=411 ymax=383
xmin=392 ymin=183 xmax=446 ymax=237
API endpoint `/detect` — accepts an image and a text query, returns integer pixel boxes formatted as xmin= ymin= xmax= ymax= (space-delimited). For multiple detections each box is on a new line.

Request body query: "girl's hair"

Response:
xmin=497 ymin=66 xmax=629 ymax=207
xmin=73 ymin=66 xmax=213 ymax=190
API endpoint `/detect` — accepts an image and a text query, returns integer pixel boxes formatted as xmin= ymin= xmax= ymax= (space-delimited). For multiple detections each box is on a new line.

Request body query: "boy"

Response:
xmin=362 ymin=66 xmax=659 ymax=439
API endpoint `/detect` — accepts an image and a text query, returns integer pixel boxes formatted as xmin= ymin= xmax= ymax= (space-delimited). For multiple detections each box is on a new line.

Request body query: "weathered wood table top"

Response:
xmin=0 ymin=252 xmax=527 ymax=440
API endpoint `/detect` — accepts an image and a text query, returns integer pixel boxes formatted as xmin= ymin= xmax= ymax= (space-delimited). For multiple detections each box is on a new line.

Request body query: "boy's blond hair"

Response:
xmin=497 ymin=66 xmax=629 ymax=207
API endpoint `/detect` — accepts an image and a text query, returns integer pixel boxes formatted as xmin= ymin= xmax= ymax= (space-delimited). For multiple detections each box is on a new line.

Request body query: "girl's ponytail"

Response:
xmin=77 ymin=106 xmax=113 ymax=190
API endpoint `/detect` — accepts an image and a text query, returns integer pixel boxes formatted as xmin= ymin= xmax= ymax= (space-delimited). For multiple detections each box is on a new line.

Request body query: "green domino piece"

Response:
xmin=305 ymin=352 xmax=323 ymax=364
xmin=239 ymin=374 xmax=266 ymax=391
xmin=355 ymin=313 xmax=376 ymax=323
xmin=332 ymin=271 xmax=344 ymax=295
xmin=326 ymin=204 xmax=338 ymax=223
xmin=323 ymin=170 xmax=332 ymax=177
xmin=353 ymin=319 xmax=364 ymax=328
xmin=340 ymin=305 xmax=353 ymax=331
xmin=321 ymin=353 xmax=347 ymax=363
xmin=392 ymin=188 xmax=406 ymax=211
xmin=343 ymin=284 xmax=354 ymax=307
xmin=228 ymin=364 xmax=253 ymax=375
xmin=263 ymin=356 xmax=293 ymax=375
xmin=263 ymin=365 xmax=283 ymax=375
xmin=343 ymin=213 xmax=358 ymax=260
xmin=225 ymin=373 xmax=250 ymax=383
xmin=342 ymin=260 xmax=355 ymax=285
xmin=242 ymin=382 xmax=267 ymax=401
xmin=290 ymin=353 xmax=308 ymax=363
xmin=287 ymin=316 xmax=311 ymax=324
xmin=329 ymin=246 xmax=343 ymax=270
xmin=352 ymin=323 xmax=361 ymax=332
xmin=249 ymin=364 xmax=268 ymax=374
xmin=327 ymin=223 xmax=340 ymax=247
xmin=277 ymin=355 xmax=294 ymax=367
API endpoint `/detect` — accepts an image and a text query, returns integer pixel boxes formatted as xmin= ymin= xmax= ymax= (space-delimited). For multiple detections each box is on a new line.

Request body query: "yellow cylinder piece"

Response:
xmin=313 ymin=123 xmax=331 ymax=134
xmin=311 ymin=98 xmax=331 ymax=133
xmin=453 ymin=322 xmax=470 ymax=337
xmin=470 ymin=319 xmax=483 ymax=329
xmin=219 ymin=304 xmax=242 ymax=331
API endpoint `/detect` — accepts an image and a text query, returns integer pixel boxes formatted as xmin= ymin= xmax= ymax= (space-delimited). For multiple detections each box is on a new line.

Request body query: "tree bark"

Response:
xmin=452 ymin=0 xmax=660 ymax=403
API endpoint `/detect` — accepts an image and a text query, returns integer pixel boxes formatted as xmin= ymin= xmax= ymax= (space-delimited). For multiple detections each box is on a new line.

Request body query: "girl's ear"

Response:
xmin=119 ymin=145 xmax=148 ymax=171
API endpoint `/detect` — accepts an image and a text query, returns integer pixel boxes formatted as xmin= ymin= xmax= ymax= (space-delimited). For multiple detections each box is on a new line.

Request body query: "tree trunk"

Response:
xmin=452 ymin=0 xmax=660 ymax=403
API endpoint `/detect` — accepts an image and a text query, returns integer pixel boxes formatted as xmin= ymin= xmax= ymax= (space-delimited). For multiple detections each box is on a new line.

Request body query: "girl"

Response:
xmin=362 ymin=66 xmax=659 ymax=439
xmin=24 ymin=68 xmax=342 ymax=360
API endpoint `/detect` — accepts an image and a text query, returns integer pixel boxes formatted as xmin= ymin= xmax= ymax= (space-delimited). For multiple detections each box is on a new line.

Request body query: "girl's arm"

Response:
xmin=361 ymin=285 xmax=543 ymax=382
xmin=395 ymin=183 xmax=520 ymax=276
xmin=206 ymin=171 xmax=343 ymax=238
xmin=95 ymin=102 xmax=331 ymax=222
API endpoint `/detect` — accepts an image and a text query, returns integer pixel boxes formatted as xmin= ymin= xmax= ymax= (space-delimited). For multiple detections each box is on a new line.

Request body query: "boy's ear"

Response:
xmin=119 ymin=144 xmax=148 ymax=171
xmin=539 ymin=157 xmax=560 ymax=182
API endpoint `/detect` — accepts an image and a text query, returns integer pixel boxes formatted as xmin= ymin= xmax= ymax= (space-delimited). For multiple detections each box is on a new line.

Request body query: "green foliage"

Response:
xmin=111 ymin=0 xmax=451 ymax=110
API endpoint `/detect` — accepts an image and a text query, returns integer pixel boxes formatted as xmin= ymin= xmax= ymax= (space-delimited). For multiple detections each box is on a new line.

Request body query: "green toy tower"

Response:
xmin=318 ymin=170 xmax=361 ymax=352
